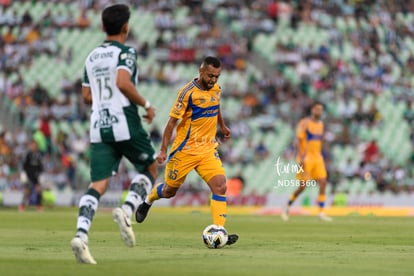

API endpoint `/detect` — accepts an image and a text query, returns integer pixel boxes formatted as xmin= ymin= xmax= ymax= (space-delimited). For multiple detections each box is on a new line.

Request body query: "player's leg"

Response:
xmin=119 ymin=135 xmax=158 ymax=218
xmin=34 ymin=182 xmax=43 ymax=212
xmin=282 ymin=158 xmax=311 ymax=221
xmin=206 ymin=175 xmax=227 ymax=225
xmin=71 ymin=142 xmax=119 ymax=264
xmin=18 ymin=183 xmax=31 ymax=211
xmin=198 ymin=150 xmax=238 ymax=246
xmin=316 ymin=178 xmax=331 ymax=221
xmin=120 ymin=162 xmax=157 ymax=218
xmin=136 ymin=182 xmax=179 ymax=223
xmin=314 ymin=158 xmax=332 ymax=221
xmin=117 ymin=138 xmax=157 ymax=217
xmin=71 ymin=178 xmax=110 ymax=264
xmin=116 ymin=133 xmax=158 ymax=233
xmin=281 ymin=181 xmax=307 ymax=221
xmin=136 ymin=151 xmax=194 ymax=223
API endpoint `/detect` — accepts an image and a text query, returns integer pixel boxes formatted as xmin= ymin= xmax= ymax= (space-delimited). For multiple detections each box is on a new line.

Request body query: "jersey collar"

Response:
xmin=102 ymin=40 xmax=124 ymax=47
xmin=193 ymin=78 xmax=207 ymax=90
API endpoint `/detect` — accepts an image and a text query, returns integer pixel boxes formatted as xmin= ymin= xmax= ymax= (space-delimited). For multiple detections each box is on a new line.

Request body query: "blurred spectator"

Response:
xmin=60 ymin=74 xmax=73 ymax=97
xmin=53 ymin=10 xmax=72 ymax=28
xmin=240 ymin=139 xmax=255 ymax=165
xmin=403 ymin=100 xmax=414 ymax=125
xmin=2 ymin=26 xmax=15 ymax=44
xmin=226 ymin=173 xmax=245 ymax=198
xmin=221 ymin=143 xmax=240 ymax=165
xmin=267 ymin=1 xmax=279 ymax=23
xmin=31 ymin=82 xmax=50 ymax=106
xmin=39 ymin=114 xmax=52 ymax=154
xmin=76 ymin=9 xmax=90 ymax=29
xmin=0 ymin=131 xmax=11 ymax=158
xmin=392 ymin=166 xmax=405 ymax=193
xmin=150 ymin=125 xmax=162 ymax=144
xmin=25 ymin=24 xmax=41 ymax=45
xmin=40 ymin=9 xmax=53 ymax=28
xmin=155 ymin=10 xmax=176 ymax=31
xmin=21 ymin=10 xmax=33 ymax=26
xmin=59 ymin=150 xmax=76 ymax=190
xmin=363 ymin=139 xmax=380 ymax=163
xmin=338 ymin=158 xmax=359 ymax=179
xmin=255 ymin=140 xmax=270 ymax=160
xmin=32 ymin=128 xmax=48 ymax=154
xmin=337 ymin=95 xmax=357 ymax=120
xmin=138 ymin=42 xmax=150 ymax=57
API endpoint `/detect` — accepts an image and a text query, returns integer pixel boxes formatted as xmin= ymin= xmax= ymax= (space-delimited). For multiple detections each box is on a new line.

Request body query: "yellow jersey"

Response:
xmin=296 ymin=117 xmax=324 ymax=158
xmin=169 ymin=79 xmax=221 ymax=156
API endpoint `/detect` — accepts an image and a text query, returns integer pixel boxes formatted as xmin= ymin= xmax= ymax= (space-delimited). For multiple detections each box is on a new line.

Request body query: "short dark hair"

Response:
xmin=310 ymin=100 xmax=324 ymax=109
xmin=102 ymin=4 xmax=130 ymax=36
xmin=202 ymin=56 xmax=221 ymax=68
xmin=303 ymin=100 xmax=324 ymax=116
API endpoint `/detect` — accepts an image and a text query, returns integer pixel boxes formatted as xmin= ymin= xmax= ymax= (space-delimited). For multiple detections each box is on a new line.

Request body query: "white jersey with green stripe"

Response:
xmin=83 ymin=40 xmax=139 ymax=143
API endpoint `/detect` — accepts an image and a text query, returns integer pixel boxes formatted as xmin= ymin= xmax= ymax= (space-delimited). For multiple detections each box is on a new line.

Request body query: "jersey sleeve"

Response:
xmin=117 ymin=47 xmax=137 ymax=75
xmin=296 ymin=119 xmax=307 ymax=140
xmin=169 ymin=88 xmax=190 ymax=120
xmin=82 ymin=66 xmax=90 ymax=87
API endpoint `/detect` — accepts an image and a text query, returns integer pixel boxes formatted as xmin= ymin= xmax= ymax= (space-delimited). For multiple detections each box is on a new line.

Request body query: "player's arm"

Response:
xmin=296 ymin=136 xmax=306 ymax=160
xmin=116 ymin=69 xmax=155 ymax=123
xmin=82 ymin=85 xmax=92 ymax=105
xmin=157 ymin=86 xmax=189 ymax=163
xmin=82 ymin=66 xmax=92 ymax=105
xmin=296 ymin=120 xmax=307 ymax=162
xmin=156 ymin=116 xmax=178 ymax=164
xmin=218 ymin=107 xmax=231 ymax=141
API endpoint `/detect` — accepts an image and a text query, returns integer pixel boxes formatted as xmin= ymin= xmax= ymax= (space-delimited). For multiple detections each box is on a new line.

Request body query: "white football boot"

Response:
xmin=281 ymin=207 xmax=289 ymax=221
xmin=112 ymin=207 xmax=135 ymax=247
xmin=70 ymin=236 xmax=97 ymax=264
xmin=318 ymin=213 xmax=333 ymax=222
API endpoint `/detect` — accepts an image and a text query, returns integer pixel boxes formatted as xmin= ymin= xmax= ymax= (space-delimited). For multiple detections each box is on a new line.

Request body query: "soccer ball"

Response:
xmin=202 ymin=224 xmax=228 ymax=249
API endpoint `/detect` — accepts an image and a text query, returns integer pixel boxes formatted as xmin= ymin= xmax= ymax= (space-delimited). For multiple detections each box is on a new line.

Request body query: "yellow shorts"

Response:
xmin=165 ymin=150 xmax=225 ymax=188
xmin=297 ymin=155 xmax=327 ymax=181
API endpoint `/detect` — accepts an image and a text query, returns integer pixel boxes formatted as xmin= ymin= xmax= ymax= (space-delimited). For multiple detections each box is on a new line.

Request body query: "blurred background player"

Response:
xmin=281 ymin=101 xmax=332 ymax=222
xmin=70 ymin=4 xmax=157 ymax=264
xmin=19 ymin=140 xmax=43 ymax=211
xmin=135 ymin=56 xmax=238 ymax=246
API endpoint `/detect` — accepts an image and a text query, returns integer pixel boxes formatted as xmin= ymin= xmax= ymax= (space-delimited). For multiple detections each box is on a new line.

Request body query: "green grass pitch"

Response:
xmin=0 ymin=207 xmax=413 ymax=276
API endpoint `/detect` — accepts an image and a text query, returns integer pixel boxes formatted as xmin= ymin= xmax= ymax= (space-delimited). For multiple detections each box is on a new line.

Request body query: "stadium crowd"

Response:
xmin=1 ymin=0 xmax=414 ymax=202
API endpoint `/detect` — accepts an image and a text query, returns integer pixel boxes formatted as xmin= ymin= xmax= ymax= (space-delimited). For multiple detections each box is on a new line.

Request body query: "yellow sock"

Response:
xmin=147 ymin=183 xmax=164 ymax=204
xmin=288 ymin=194 xmax=296 ymax=206
xmin=210 ymin=194 xmax=227 ymax=226
xmin=318 ymin=194 xmax=326 ymax=213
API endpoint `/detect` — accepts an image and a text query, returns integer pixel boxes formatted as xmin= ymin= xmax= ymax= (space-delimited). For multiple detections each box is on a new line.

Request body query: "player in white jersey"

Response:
xmin=70 ymin=4 xmax=157 ymax=264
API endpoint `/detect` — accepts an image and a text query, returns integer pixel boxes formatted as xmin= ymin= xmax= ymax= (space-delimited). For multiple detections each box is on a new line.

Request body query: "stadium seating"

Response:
xmin=2 ymin=1 xmax=413 ymax=197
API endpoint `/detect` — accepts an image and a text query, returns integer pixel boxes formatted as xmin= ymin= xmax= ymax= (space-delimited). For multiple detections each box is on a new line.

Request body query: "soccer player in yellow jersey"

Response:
xmin=135 ymin=56 xmax=238 ymax=246
xmin=281 ymin=101 xmax=332 ymax=221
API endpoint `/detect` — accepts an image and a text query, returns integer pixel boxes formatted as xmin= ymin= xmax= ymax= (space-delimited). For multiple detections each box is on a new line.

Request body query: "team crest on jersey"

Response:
xmin=210 ymin=96 xmax=215 ymax=102
xmin=175 ymin=102 xmax=183 ymax=110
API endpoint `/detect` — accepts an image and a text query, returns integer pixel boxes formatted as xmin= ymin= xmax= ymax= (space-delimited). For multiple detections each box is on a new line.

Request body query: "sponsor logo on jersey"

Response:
xmin=93 ymin=108 xmax=119 ymax=128
xmin=89 ymin=51 xmax=114 ymax=62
